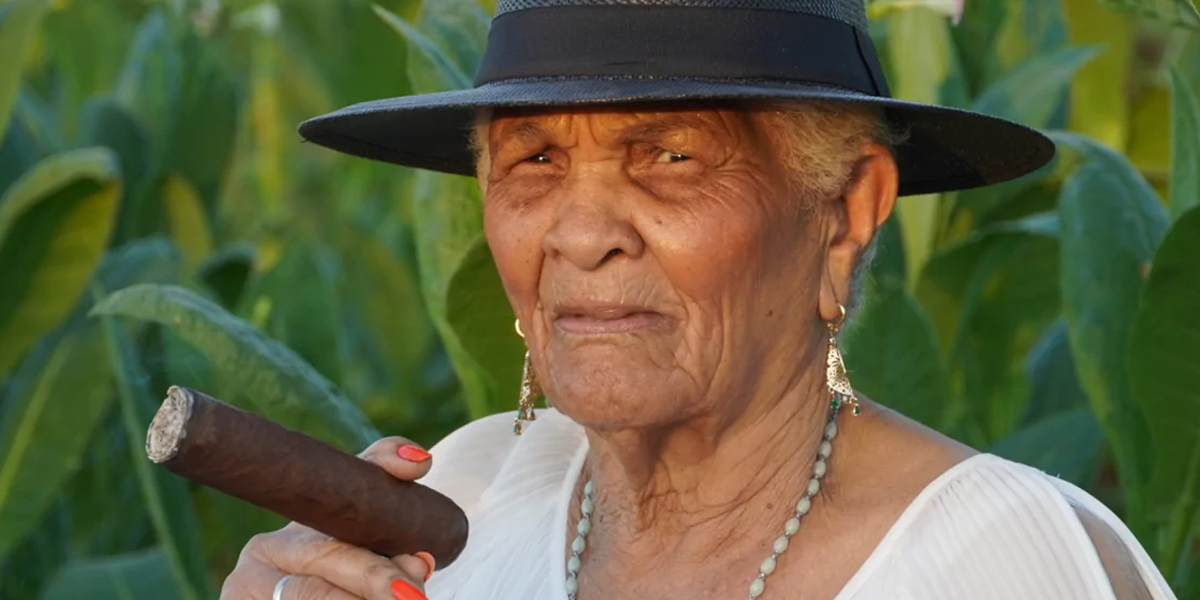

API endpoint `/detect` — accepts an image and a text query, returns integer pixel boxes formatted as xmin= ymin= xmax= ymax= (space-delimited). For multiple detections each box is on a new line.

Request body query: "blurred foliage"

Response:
xmin=0 ymin=0 xmax=1199 ymax=597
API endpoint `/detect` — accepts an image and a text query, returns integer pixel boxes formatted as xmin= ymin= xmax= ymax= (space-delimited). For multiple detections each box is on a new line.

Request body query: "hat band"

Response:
xmin=474 ymin=6 xmax=890 ymax=97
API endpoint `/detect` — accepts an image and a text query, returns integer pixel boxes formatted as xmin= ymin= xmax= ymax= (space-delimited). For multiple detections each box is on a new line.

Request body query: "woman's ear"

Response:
xmin=819 ymin=143 xmax=898 ymax=321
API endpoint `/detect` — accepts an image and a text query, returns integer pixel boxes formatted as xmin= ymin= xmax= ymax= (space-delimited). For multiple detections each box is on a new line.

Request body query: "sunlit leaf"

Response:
xmin=1059 ymin=155 xmax=1169 ymax=522
xmin=0 ymin=0 xmax=50 ymax=145
xmin=868 ymin=0 xmax=962 ymax=24
xmin=90 ymin=284 xmax=380 ymax=452
xmin=162 ymin=174 xmax=213 ymax=272
xmin=0 ymin=148 xmax=121 ymax=378
xmin=1062 ymin=0 xmax=1132 ymax=150
xmin=842 ymin=280 xmax=951 ymax=430
xmin=1128 ymin=206 xmax=1200 ymax=569
xmin=1167 ymin=64 xmax=1200 ymax=220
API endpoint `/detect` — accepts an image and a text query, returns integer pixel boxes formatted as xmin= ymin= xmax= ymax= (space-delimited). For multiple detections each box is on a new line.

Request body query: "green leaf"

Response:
xmin=917 ymin=215 xmax=1061 ymax=443
xmin=161 ymin=174 xmax=213 ymax=272
xmin=446 ymin=236 xmax=525 ymax=416
xmin=0 ymin=148 xmax=121 ymax=379
xmin=409 ymin=169 xmax=493 ymax=419
xmin=971 ymin=45 xmax=1099 ymax=129
xmin=112 ymin=8 xmax=238 ymax=230
xmin=37 ymin=548 xmax=183 ymax=600
xmin=78 ymin=97 xmax=151 ymax=233
xmin=842 ymin=281 xmax=951 ymax=430
xmin=0 ymin=0 xmax=50 ymax=146
xmin=374 ymin=4 xmax=472 ymax=93
xmin=0 ymin=326 xmax=115 ymax=564
xmin=409 ymin=0 xmax=489 ymax=80
xmin=1058 ymin=156 xmax=1169 ymax=526
xmin=1167 ymin=64 xmax=1200 ymax=220
xmin=238 ymin=237 xmax=344 ymax=385
xmin=1097 ymin=0 xmax=1200 ymax=30
xmin=89 ymin=283 xmax=379 ymax=452
xmin=1021 ymin=319 xmax=1090 ymax=423
xmin=1128 ymin=205 xmax=1200 ymax=574
xmin=97 ymin=308 xmax=209 ymax=600
xmin=1062 ymin=0 xmax=1133 ymax=150
xmin=989 ymin=408 xmax=1103 ymax=487
xmin=339 ymin=226 xmax=435 ymax=405
xmin=196 ymin=243 xmax=255 ymax=310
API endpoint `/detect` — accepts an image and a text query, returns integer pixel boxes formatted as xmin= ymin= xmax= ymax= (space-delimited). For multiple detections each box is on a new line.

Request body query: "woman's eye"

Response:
xmin=525 ymin=152 xmax=552 ymax=164
xmin=655 ymin=150 xmax=691 ymax=163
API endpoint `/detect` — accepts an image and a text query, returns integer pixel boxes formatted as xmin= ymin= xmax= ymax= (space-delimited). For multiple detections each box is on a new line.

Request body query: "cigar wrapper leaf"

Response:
xmin=145 ymin=386 xmax=468 ymax=568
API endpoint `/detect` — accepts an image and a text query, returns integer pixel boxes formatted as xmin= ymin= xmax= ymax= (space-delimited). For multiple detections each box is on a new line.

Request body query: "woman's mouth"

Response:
xmin=552 ymin=304 xmax=668 ymax=335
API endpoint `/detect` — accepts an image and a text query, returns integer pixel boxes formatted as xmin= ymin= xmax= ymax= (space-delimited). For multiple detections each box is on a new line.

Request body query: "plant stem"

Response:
xmin=1162 ymin=442 xmax=1200 ymax=588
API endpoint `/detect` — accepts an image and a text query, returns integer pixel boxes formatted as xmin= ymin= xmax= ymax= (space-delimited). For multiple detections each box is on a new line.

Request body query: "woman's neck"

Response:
xmin=576 ymin=368 xmax=832 ymax=571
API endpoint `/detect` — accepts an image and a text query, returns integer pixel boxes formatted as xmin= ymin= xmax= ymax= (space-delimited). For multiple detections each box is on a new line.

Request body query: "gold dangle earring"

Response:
xmin=825 ymin=303 xmax=861 ymax=416
xmin=513 ymin=319 xmax=542 ymax=435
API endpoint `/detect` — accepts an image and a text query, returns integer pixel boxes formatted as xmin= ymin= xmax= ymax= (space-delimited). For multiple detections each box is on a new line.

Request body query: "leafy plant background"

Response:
xmin=0 ymin=0 xmax=1199 ymax=597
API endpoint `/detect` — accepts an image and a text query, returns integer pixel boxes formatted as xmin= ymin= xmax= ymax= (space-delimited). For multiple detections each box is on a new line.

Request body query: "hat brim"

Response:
xmin=297 ymin=77 xmax=1054 ymax=197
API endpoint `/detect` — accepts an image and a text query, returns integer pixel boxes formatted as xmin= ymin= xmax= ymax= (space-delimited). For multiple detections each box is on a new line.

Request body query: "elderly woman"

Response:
xmin=220 ymin=1 xmax=1176 ymax=599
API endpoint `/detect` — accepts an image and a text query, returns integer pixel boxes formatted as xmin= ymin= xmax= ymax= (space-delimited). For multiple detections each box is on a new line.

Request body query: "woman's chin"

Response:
xmin=544 ymin=353 xmax=693 ymax=431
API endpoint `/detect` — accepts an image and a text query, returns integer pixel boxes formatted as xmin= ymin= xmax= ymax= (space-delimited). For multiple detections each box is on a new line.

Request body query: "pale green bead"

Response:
xmin=807 ymin=478 xmax=820 ymax=495
xmin=785 ymin=517 xmax=801 ymax=535
xmin=795 ymin=497 xmax=811 ymax=515
xmin=760 ymin=556 xmax=777 ymax=575
xmin=584 ymin=480 xmax=595 ymax=495
xmin=749 ymin=578 xmax=765 ymax=598
xmin=773 ymin=535 xmax=789 ymax=554
xmin=566 ymin=575 xmax=578 ymax=594
xmin=577 ymin=518 xmax=591 ymax=536
xmin=818 ymin=440 xmax=832 ymax=458
xmin=814 ymin=459 xmax=827 ymax=478
xmin=581 ymin=498 xmax=594 ymax=517
xmin=568 ymin=556 xmax=582 ymax=573
xmin=825 ymin=421 xmax=838 ymax=439
xmin=572 ymin=535 xmax=587 ymax=553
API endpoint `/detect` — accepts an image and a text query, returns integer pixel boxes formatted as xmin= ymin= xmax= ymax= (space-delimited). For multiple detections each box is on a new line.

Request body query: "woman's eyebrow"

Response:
xmin=494 ymin=121 xmax=549 ymax=150
xmin=617 ymin=116 xmax=711 ymax=145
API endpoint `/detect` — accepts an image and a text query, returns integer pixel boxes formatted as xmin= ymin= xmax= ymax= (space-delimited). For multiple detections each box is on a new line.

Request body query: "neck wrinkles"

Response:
xmin=575 ymin=356 xmax=832 ymax=569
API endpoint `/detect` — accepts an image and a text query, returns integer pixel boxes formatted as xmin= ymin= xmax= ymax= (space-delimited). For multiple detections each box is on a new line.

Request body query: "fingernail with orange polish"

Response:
xmin=390 ymin=579 xmax=428 ymax=600
xmin=414 ymin=551 xmax=437 ymax=582
xmin=397 ymin=446 xmax=431 ymax=462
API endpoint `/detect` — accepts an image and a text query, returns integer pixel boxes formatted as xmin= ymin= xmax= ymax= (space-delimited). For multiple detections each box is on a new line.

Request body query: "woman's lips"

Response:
xmin=552 ymin=306 xmax=667 ymax=335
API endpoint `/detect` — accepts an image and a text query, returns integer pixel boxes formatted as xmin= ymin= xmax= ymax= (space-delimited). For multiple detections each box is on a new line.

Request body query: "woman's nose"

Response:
xmin=542 ymin=178 xmax=645 ymax=271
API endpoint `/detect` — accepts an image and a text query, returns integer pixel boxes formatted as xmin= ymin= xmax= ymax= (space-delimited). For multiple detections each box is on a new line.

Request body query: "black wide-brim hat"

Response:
xmin=298 ymin=0 xmax=1055 ymax=196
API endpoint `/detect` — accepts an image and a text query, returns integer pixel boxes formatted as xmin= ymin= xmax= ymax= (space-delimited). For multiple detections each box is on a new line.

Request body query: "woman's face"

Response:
xmin=480 ymin=104 xmax=838 ymax=431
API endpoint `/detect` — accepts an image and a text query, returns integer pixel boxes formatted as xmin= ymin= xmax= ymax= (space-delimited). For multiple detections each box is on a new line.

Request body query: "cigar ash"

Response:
xmin=147 ymin=386 xmax=193 ymax=463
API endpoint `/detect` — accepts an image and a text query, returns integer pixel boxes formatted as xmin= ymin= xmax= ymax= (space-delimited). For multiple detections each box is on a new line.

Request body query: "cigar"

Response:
xmin=145 ymin=386 xmax=468 ymax=567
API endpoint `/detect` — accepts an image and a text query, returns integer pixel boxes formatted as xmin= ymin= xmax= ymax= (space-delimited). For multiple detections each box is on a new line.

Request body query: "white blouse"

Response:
xmin=420 ymin=408 xmax=1177 ymax=600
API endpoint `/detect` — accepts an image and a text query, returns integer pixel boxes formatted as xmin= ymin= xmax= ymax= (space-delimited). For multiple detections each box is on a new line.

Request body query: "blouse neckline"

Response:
xmin=537 ymin=409 xmax=999 ymax=600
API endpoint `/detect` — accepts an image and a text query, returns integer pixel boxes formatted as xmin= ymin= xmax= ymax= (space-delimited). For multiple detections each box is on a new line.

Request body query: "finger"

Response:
xmin=278 ymin=575 xmax=364 ymax=600
xmin=252 ymin=528 xmax=429 ymax=600
xmin=394 ymin=552 xmax=436 ymax=583
xmin=357 ymin=436 xmax=433 ymax=481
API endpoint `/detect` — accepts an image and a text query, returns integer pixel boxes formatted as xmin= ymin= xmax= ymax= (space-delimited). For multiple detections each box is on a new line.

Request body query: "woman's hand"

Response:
xmin=220 ymin=437 xmax=438 ymax=600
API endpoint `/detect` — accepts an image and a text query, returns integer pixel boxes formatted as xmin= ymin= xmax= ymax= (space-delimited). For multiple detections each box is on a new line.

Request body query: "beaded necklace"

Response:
xmin=565 ymin=408 xmax=842 ymax=600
